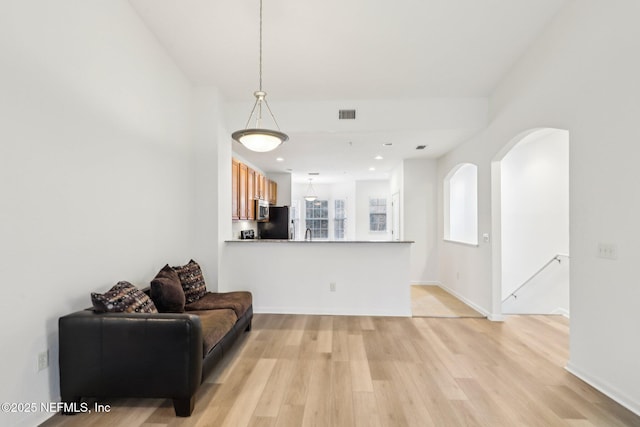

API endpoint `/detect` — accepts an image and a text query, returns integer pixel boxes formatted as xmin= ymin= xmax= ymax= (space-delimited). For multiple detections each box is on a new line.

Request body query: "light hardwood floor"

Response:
xmin=411 ymin=285 xmax=484 ymax=318
xmin=42 ymin=314 xmax=640 ymax=427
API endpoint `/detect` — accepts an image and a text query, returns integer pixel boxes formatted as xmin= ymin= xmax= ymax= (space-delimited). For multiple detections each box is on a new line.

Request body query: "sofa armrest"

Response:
xmin=59 ymin=309 xmax=203 ymax=402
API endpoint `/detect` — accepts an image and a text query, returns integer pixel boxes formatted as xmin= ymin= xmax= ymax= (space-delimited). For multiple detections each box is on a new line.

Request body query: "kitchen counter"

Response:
xmin=219 ymin=240 xmax=413 ymax=317
xmin=225 ymin=239 xmax=414 ymax=243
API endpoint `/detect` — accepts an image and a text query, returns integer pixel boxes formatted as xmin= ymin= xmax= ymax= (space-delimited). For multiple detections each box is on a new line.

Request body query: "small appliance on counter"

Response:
xmin=258 ymin=206 xmax=290 ymax=239
xmin=240 ymin=229 xmax=255 ymax=239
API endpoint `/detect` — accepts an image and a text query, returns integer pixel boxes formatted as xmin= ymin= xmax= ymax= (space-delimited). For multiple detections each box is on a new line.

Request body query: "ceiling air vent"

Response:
xmin=416 ymin=145 xmax=428 ymax=150
xmin=338 ymin=109 xmax=356 ymax=120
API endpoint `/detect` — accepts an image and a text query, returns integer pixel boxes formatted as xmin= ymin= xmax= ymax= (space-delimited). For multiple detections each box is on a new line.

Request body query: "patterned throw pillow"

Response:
xmin=150 ymin=264 xmax=186 ymax=313
xmin=172 ymin=259 xmax=207 ymax=304
xmin=91 ymin=281 xmax=158 ymax=313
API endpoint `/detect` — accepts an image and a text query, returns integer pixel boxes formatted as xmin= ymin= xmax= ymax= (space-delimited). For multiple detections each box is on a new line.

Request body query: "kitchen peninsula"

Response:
xmin=220 ymin=240 xmax=413 ymax=317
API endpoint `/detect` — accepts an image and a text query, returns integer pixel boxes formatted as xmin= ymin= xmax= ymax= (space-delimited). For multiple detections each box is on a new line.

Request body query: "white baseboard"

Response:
xmin=253 ymin=306 xmax=412 ymax=317
xmin=552 ymin=307 xmax=570 ymax=318
xmin=487 ymin=313 xmax=506 ymax=322
xmin=566 ymin=362 xmax=640 ymax=417
xmin=435 ymin=283 xmax=493 ymax=319
xmin=410 ymin=281 xmax=441 ymax=286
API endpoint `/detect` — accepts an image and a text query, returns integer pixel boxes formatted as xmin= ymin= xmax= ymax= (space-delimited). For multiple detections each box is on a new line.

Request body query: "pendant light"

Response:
xmin=304 ymin=179 xmax=318 ymax=202
xmin=231 ymin=0 xmax=288 ymax=152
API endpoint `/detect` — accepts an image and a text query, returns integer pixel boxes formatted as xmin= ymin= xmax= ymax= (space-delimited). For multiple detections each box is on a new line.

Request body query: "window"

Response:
xmin=305 ymin=200 xmax=328 ymax=239
xmin=444 ymin=163 xmax=478 ymax=245
xmin=334 ymin=199 xmax=346 ymax=239
xmin=369 ymin=198 xmax=387 ymax=232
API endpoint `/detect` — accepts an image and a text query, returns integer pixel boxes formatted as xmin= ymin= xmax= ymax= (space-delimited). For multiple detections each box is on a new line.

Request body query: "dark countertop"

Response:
xmin=225 ymin=239 xmax=414 ymax=243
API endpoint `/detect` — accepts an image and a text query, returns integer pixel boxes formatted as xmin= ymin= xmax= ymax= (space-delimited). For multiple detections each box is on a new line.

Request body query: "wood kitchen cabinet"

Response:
xmin=247 ymin=167 xmax=256 ymax=220
xmin=231 ymin=159 xmax=240 ymax=220
xmin=258 ymin=174 xmax=265 ymax=200
xmin=268 ymin=179 xmax=277 ymax=205
xmin=232 ymin=158 xmax=277 ymax=220
xmin=239 ymin=163 xmax=248 ymax=220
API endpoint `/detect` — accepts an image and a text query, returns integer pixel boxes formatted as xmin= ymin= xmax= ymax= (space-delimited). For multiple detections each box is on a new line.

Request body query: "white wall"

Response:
xmin=501 ymin=129 xmax=569 ymax=299
xmin=0 ymin=1 xmax=193 ymax=426
xmin=193 ymin=87 xmax=229 ymax=288
xmin=355 ymin=180 xmax=392 ymax=240
xmin=437 ymin=0 xmax=640 ymax=415
xmin=403 ymin=159 xmax=439 ymax=284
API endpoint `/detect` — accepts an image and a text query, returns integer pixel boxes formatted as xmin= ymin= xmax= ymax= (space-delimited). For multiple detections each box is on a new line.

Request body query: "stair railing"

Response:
xmin=502 ymin=253 xmax=569 ymax=303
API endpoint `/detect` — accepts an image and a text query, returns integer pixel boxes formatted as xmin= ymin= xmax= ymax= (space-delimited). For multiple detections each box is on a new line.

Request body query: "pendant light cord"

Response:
xmin=259 ymin=0 xmax=263 ymax=92
xmin=241 ymin=0 xmax=284 ymax=132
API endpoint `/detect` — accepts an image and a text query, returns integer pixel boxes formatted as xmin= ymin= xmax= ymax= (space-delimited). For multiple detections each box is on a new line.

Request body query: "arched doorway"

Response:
xmin=491 ymin=128 xmax=570 ymax=318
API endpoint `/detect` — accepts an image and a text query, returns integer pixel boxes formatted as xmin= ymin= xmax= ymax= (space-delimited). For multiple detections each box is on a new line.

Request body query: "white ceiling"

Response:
xmin=129 ymin=0 xmax=567 ymax=183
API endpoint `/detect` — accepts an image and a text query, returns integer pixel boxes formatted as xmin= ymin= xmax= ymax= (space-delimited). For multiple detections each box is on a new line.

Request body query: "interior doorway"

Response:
xmin=491 ymin=128 xmax=570 ymax=318
xmin=391 ymin=192 xmax=400 ymax=241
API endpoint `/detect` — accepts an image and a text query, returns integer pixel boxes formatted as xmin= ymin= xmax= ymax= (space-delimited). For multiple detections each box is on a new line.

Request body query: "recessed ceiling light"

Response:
xmin=374 ymin=155 xmax=383 ymax=160
xmin=369 ymin=167 xmax=376 ymax=171
xmin=382 ymin=142 xmax=393 ymax=147
xmin=276 ymin=157 xmax=284 ymax=162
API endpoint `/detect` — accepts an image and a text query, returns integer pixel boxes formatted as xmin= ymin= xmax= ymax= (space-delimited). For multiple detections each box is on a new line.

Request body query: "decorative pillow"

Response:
xmin=172 ymin=259 xmax=207 ymax=304
xmin=91 ymin=281 xmax=157 ymax=313
xmin=150 ymin=264 xmax=185 ymax=313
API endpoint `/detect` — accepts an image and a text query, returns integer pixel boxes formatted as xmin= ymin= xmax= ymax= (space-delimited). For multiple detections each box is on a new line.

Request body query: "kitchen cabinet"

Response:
xmin=231 ymin=159 xmax=240 ymax=220
xmin=247 ymin=168 xmax=256 ymax=220
xmin=232 ymin=158 xmax=277 ymax=220
xmin=239 ymin=163 xmax=248 ymax=220
xmin=268 ymin=179 xmax=277 ymax=205
xmin=258 ymin=174 xmax=266 ymax=200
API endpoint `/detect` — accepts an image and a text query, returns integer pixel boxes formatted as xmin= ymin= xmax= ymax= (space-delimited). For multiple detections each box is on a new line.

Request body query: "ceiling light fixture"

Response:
xmin=304 ymin=178 xmax=318 ymax=202
xmin=231 ymin=0 xmax=288 ymax=152
xmin=374 ymin=155 xmax=383 ymax=160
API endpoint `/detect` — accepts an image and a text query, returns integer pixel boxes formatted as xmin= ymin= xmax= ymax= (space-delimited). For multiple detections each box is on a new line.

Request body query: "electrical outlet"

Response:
xmin=37 ymin=350 xmax=49 ymax=371
xmin=330 ymin=282 xmax=336 ymax=292
xmin=597 ymin=243 xmax=617 ymax=260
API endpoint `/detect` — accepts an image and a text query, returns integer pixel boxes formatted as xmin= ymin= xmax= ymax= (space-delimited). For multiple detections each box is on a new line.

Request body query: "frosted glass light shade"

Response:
xmin=232 ymin=129 xmax=288 ymax=152
xmin=304 ymin=179 xmax=317 ymax=201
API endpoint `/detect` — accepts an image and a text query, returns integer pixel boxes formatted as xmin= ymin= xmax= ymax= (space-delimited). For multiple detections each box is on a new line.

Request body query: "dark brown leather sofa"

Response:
xmin=58 ymin=294 xmax=252 ymax=417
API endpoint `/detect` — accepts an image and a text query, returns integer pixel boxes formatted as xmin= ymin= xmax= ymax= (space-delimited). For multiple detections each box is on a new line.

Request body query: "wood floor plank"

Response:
xmin=372 ymin=379 xmax=409 ymax=427
xmin=350 ymin=360 xmax=374 ymax=392
xmin=220 ymin=358 xmax=277 ymax=427
xmin=282 ymin=360 xmax=314 ymax=406
xmin=352 ymin=391 xmax=382 ymax=427
xmin=274 ymin=404 xmax=304 ymax=427
xmin=254 ymin=359 xmax=296 ymax=417
xmin=331 ymin=361 xmax=355 ymax=427
xmin=301 ymin=359 xmax=333 ymax=427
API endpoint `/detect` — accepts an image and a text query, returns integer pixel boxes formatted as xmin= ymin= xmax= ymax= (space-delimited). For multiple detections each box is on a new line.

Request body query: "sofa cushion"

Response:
xmin=172 ymin=260 xmax=207 ymax=304
xmin=91 ymin=281 xmax=158 ymax=313
xmin=189 ymin=309 xmax=238 ymax=356
xmin=150 ymin=265 xmax=185 ymax=313
xmin=184 ymin=291 xmax=252 ymax=318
